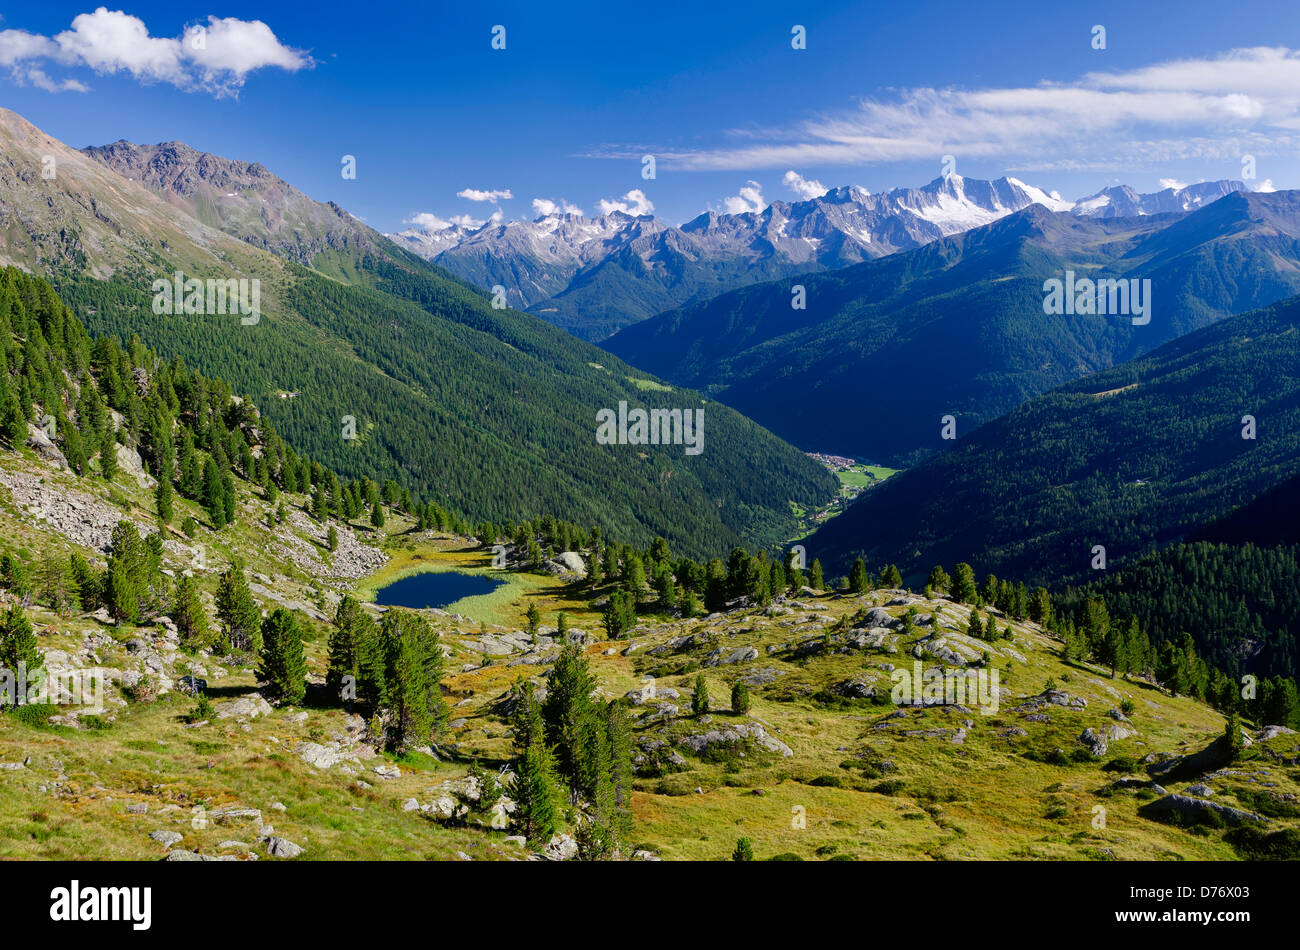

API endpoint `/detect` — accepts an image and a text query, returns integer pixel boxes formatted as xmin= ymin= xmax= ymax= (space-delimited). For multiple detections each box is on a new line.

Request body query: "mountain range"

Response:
xmin=391 ymin=175 xmax=1251 ymax=340
xmin=0 ymin=107 xmax=834 ymax=559
xmin=604 ymin=190 xmax=1300 ymax=467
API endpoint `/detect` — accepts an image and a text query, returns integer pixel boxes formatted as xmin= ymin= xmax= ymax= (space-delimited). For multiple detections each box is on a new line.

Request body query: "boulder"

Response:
xmin=543 ymin=834 xmax=578 ymax=861
xmin=215 ymin=694 xmax=273 ymax=720
xmin=1138 ymin=794 xmax=1265 ymax=827
xmin=265 ymin=836 xmax=304 ymax=859
xmin=149 ymin=830 xmax=183 ymax=848
xmin=26 ymin=422 xmax=68 ymax=469
xmin=702 ymin=645 xmax=759 ymax=667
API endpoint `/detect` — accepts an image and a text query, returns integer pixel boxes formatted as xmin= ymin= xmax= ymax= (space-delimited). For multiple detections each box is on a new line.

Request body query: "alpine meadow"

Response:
xmin=0 ymin=1 xmax=1297 ymax=932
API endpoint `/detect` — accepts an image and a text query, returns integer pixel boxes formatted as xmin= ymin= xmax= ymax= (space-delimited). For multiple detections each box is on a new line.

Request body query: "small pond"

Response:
xmin=374 ymin=570 xmax=503 ymax=610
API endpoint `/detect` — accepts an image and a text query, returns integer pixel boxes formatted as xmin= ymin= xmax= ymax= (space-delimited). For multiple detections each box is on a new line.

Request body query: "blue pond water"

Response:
xmin=374 ymin=571 xmax=503 ymax=609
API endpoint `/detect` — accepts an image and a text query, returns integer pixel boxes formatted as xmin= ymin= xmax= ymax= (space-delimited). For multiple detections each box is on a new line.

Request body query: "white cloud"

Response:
xmin=0 ymin=9 xmax=309 ymax=97
xmin=24 ymin=67 xmax=88 ymax=93
xmin=532 ymin=197 xmax=583 ymax=217
xmin=597 ymin=188 xmax=654 ymax=216
xmin=183 ymin=17 xmax=311 ymax=92
xmin=406 ymin=212 xmax=483 ymax=232
xmin=722 ymin=180 xmax=766 ymax=214
xmin=457 ymin=187 xmax=513 ymax=202
xmin=782 ymin=170 xmax=827 ymax=200
xmin=1158 ymin=178 xmax=1188 ymax=191
xmin=602 ymin=46 xmax=1300 ymax=173
xmin=1253 ymin=178 xmax=1277 ymax=192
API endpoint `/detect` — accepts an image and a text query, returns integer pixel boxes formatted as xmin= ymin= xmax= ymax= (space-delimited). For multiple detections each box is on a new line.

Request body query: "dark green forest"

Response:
xmin=50 ymin=251 xmax=835 ymax=561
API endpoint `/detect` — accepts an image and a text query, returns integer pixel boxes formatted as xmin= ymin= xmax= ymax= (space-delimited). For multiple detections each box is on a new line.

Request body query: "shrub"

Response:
xmin=732 ymin=837 xmax=753 ymax=861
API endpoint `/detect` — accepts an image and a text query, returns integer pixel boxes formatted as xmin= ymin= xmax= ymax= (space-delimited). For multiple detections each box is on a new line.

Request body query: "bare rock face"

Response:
xmin=26 ymin=422 xmax=67 ymax=469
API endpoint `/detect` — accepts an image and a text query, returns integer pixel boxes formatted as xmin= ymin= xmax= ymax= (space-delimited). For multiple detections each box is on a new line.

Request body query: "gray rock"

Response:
xmin=215 ymin=694 xmax=273 ymax=720
xmin=149 ymin=830 xmax=183 ymax=847
xmin=265 ymin=836 xmax=304 ymax=859
xmin=679 ymin=722 xmax=793 ymax=757
xmin=543 ymin=833 xmax=578 ymax=861
xmin=1138 ymin=794 xmax=1265 ymax=827
xmin=1256 ymin=725 xmax=1297 ymax=741
xmin=702 ymin=645 xmax=759 ymax=667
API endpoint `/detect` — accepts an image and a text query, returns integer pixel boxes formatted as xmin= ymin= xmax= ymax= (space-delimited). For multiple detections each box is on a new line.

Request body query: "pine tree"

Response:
xmin=327 ymin=525 xmax=338 ymax=552
xmin=215 ymin=559 xmax=261 ymax=654
xmin=1225 ymin=710 xmax=1244 ymax=761
xmin=0 ymin=377 xmax=26 ymax=447
xmin=1029 ymin=587 xmax=1052 ymax=624
xmin=510 ymin=683 xmax=562 ymax=844
xmin=731 ymin=681 xmax=751 ymax=715
xmin=172 ymin=573 xmax=211 ymax=648
xmin=39 ymin=553 xmax=72 ymax=615
xmin=848 ymin=557 xmax=870 ymax=593
xmin=69 ymin=553 xmax=99 ymax=612
xmin=525 ymin=602 xmax=541 ymax=641
xmin=0 ymin=604 xmax=41 ymax=694
xmin=878 ymin=564 xmax=903 ymax=589
xmin=927 ymin=565 xmax=952 ymax=596
xmin=99 ymin=430 xmax=118 ymax=481
xmin=606 ymin=700 xmax=634 ymax=844
xmin=542 ymin=642 xmax=596 ymax=788
xmin=370 ymin=500 xmax=385 ymax=530
xmin=105 ymin=551 xmax=140 ymax=625
xmin=380 ymin=609 xmax=446 ymax=752
xmin=966 ymin=609 xmax=984 ymax=641
xmin=201 ymin=457 xmax=225 ymax=528
xmin=356 ymin=613 xmax=388 ymax=710
xmin=692 ymin=674 xmax=710 ymax=716
xmin=732 ymin=837 xmax=754 ymax=861
xmin=258 ymin=608 xmax=307 ymax=704
xmin=327 ymin=596 xmax=374 ymax=704
xmin=953 ymin=563 xmax=978 ymax=603
xmin=155 ymin=477 xmax=173 ymax=525
xmin=809 ymin=559 xmax=824 ymax=590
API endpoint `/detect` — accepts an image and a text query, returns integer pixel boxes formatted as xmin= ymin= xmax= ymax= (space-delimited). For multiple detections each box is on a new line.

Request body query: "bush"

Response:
xmin=808 ymin=775 xmax=843 ymax=788
xmin=8 ymin=703 xmax=58 ymax=728
xmin=185 ymin=693 xmax=214 ymax=724
xmin=767 ymin=852 xmax=803 ymax=861
xmin=123 ymin=674 xmax=158 ymax=703
xmin=1226 ymin=826 xmax=1300 ymax=860
xmin=732 ymin=837 xmax=753 ymax=861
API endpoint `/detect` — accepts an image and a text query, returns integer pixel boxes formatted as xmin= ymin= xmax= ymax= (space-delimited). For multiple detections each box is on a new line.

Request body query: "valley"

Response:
xmin=1 ymin=7 xmax=1298 ymax=885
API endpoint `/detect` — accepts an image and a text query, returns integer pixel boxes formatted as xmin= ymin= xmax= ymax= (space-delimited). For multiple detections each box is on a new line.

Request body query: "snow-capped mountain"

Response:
xmin=389 ymin=175 xmax=1248 ymax=340
xmin=1070 ymin=180 xmax=1248 ymax=218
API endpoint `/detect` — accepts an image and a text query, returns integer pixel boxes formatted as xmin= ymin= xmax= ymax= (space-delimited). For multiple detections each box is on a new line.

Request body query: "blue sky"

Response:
xmin=3 ymin=1 xmax=1300 ymax=231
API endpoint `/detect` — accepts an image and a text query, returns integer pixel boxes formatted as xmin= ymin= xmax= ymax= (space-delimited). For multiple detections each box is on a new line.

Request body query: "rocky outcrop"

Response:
xmin=679 ymin=722 xmax=793 ymax=757
xmin=1138 ymin=794 xmax=1265 ymax=827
